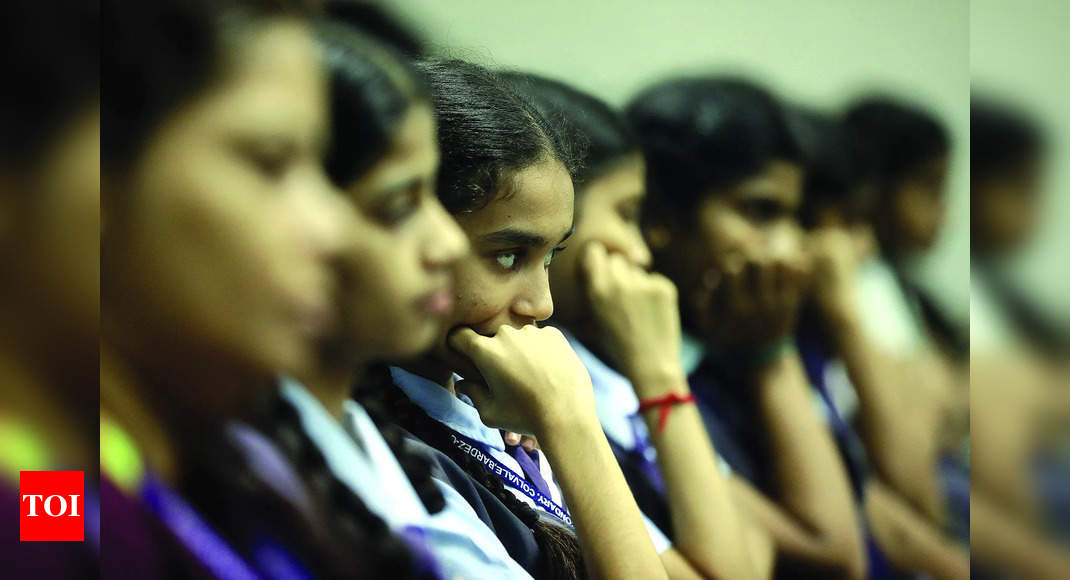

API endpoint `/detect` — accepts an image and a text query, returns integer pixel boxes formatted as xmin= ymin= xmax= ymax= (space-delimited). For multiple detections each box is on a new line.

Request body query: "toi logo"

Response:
xmin=20 ymin=471 xmax=84 ymax=542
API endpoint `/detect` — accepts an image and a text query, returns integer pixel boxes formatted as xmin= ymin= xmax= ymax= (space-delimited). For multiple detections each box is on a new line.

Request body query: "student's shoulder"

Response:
xmin=400 ymin=430 xmax=485 ymax=508
xmin=399 ymin=429 xmax=543 ymax=575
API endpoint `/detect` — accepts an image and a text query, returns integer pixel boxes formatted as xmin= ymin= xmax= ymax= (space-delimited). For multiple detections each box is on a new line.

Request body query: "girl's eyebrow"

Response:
xmin=479 ymin=228 xmax=547 ymax=247
xmin=479 ymin=225 xmax=574 ymax=247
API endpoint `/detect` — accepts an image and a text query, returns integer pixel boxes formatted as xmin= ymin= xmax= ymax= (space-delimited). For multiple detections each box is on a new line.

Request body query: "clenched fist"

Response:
xmin=809 ymin=227 xmax=861 ymax=326
xmin=580 ymin=241 xmax=685 ymax=394
xmin=448 ymin=324 xmax=597 ymax=435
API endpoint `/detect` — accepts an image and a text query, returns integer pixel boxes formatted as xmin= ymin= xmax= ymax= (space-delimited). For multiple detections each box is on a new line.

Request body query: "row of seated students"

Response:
xmin=9 ymin=0 xmax=1048 ymax=578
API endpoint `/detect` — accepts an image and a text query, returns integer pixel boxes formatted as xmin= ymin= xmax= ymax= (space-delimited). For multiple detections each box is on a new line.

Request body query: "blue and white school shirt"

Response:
xmin=280 ymin=378 xmax=533 ymax=580
xmin=389 ymin=367 xmax=567 ymax=512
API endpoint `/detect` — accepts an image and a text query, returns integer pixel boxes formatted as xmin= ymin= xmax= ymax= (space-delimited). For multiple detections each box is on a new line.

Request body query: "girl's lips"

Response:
xmin=422 ymin=287 xmax=454 ymax=315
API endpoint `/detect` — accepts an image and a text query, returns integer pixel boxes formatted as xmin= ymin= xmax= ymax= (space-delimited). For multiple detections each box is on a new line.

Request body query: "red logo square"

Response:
xmin=20 ymin=471 xmax=85 ymax=541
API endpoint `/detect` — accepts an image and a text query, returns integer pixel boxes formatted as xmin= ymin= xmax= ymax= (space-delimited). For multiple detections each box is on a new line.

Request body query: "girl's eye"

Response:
xmin=250 ymin=152 xmax=289 ymax=180
xmin=495 ymin=252 xmax=518 ymax=270
xmin=376 ymin=189 xmax=420 ymax=226
xmin=544 ymin=246 xmax=566 ymax=268
xmin=369 ymin=182 xmax=424 ymax=226
xmin=741 ymin=199 xmax=782 ymax=223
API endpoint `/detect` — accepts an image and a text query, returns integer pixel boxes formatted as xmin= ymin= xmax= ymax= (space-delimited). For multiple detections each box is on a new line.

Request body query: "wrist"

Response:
xmin=707 ymin=337 xmax=795 ymax=372
xmin=750 ymin=337 xmax=796 ymax=369
xmin=536 ymin=410 xmax=603 ymax=449
xmin=626 ymin=358 xmax=686 ymax=389
xmin=637 ymin=391 xmax=697 ymax=434
xmin=821 ymin=295 xmax=862 ymax=332
xmin=627 ymin=365 xmax=689 ymax=400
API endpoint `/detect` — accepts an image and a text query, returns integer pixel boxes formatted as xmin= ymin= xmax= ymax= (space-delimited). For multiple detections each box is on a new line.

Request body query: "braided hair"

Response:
xmin=359 ymin=365 xmax=586 ymax=580
xmin=178 ymin=389 xmax=436 ymax=579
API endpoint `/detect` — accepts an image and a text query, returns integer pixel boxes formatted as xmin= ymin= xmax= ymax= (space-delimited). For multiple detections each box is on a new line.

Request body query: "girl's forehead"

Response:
xmin=457 ymin=161 xmax=575 ymax=237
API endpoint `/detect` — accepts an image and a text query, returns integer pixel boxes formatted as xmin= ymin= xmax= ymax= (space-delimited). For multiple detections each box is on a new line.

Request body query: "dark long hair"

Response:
xmin=415 ymin=59 xmax=581 ymax=214
xmin=787 ymin=106 xmax=869 ymax=229
xmin=499 ymin=71 xmax=639 ymax=194
xmin=1 ymin=1 xmax=99 ymax=168
xmin=397 ymin=59 xmax=587 ymax=579
xmin=842 ymin=97 xmax=949 ymax=198
xmin=970 ymin=96 xmax=1042 ymax=187
xmin=319 ymin=19 xmax=428 ymax=186
xmin=626 ymin=76 xmax=801 ymax=227
xmin=102 ymin=1 xmax=432 ymax=577
xmin=102 ymin=0 xmax=321 ymax=170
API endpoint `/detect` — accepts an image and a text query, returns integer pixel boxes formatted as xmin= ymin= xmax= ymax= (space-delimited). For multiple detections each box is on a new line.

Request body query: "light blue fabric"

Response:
xmin=280 ymin=378 xmax=533 ymax=580
xmin=390 ymin=366 xmax=566 ymax=506
xmin=563 ymin=332 xmax=648 ymax=452
xmin=680 ymin=332 xmax=706 ymax=377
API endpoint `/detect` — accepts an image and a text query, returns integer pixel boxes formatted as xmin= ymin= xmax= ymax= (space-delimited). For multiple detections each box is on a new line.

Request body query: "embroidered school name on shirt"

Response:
xmin=449 ymin=434 xmax=572 ymax=525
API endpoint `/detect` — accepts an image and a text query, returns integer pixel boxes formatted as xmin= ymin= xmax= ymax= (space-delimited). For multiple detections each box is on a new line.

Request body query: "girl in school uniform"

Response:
xmin=100 ymin=0 xmax=437 ymax=577
xmin=790 ymin=108 xmax=969 ymax=579
xmin=626 ymin=77 xmax=868 ymax=579
xmin=368 ymin=58 xmax=667 ymax=580
xmin=272 ymin=19 xmax=543 ymax=580
xmin=501 ymin=71 xmax=771 ymax=580
xmin=842 ymin=100 xmax=971 ymax=565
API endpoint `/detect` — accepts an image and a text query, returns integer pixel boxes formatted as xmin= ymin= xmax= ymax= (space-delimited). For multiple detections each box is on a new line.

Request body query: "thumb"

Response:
xmin=503 ymin=431 xmax=522 ymax=446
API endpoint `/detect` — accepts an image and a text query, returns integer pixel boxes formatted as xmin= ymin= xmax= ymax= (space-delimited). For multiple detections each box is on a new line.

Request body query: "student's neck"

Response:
xmin=299 ymin=358 xmax=364 ymax=421
xmin=99 ymin=340 xmax=180 ymax=484
xmin=401 ymin=355 xmax=457 ymax=395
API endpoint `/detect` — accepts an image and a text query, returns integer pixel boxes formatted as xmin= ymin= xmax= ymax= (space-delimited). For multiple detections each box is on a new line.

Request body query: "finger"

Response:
xmin=447 ymin=327 xmax=492 ymax=360
xmin=582 ymin=241 xmax=610 ymax=295
xmin=607 ymin=251 xmax=632 ymax=285
xmin=650 ymin=272 xmax=678 ymax=300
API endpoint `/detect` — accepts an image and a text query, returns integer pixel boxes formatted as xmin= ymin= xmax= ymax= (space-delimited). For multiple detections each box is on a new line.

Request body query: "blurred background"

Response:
xmin=383 ymin=0 xmax=972 ymax=325
xmin=972 ymin=0 xmax=1070 ymax=328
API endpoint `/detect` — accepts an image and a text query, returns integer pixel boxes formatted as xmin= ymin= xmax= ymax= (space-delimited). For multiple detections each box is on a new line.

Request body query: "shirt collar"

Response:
xmin=560 ymin=330 xmax=640 ymax=449
xmin=389 ymin=366 xmax=505 ymax=452
xmin=279 ymin=376 xmax=371 ymax=493
xmin=680 ymin=332 xmax=707 ymax=376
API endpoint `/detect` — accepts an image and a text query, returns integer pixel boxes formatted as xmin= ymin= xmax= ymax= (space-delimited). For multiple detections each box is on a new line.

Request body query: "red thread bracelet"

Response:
xmin=637 ymin=392 xmax=695 ymax=434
